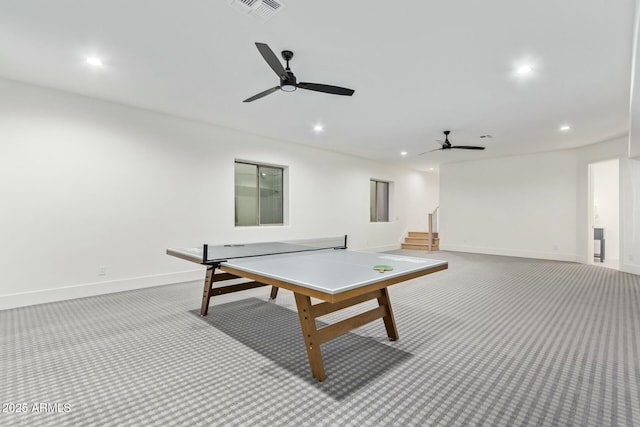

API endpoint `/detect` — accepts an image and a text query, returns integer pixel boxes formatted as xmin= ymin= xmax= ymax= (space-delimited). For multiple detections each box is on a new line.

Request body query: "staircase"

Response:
xmin=401 ymin=231 xmax=439 ymax=251
xmin=401 ymin=207 xmax=440 ymax=251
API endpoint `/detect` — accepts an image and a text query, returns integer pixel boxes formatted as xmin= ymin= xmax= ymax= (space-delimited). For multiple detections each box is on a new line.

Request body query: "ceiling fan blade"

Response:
xmin=418 ymin=147 xmax=444 ymax=155
xmin=298 ymin=82 xmax=354 ymax=96
xmin=243 ymin=86 xmax=280 ymax=103
xmin=451 ymin=146 xmax=486 ymax=150
xmin=255 ymin=43 xmax=287 ymax=79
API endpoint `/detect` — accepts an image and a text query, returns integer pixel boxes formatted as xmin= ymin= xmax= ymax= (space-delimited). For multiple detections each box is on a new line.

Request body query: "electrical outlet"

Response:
xmin=98 ymin=266 xmax=106 ymax=276
xmin=553 ymin=244 xmax=559 ymax=251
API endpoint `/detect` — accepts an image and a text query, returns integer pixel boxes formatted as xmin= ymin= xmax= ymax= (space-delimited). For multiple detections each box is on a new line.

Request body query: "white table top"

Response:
xmin=221 ymin=249 xmax=447 ymax=295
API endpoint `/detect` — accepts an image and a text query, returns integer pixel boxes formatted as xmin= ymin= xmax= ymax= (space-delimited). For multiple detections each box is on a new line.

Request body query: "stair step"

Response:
xmin=408 ymin=231 xmax=438 ymax=238
xmin=404 ymin=237 xmax=429 ymax=244
xmin=403 ymin=239 xmax=428 ymax=244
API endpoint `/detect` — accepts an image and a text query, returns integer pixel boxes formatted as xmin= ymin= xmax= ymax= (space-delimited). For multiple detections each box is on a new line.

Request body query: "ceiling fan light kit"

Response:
xmin=243 ymin=42 xmax=355 ymax=102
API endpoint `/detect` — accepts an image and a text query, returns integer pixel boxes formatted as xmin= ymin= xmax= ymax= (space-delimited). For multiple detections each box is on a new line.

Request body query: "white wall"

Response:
xmin=625 ymin=4 xmax=640 ymax=270
xmin=439 ymin=136 xmax=640 ymax=275
xmin=591 ymin=159 xmax=620 ymax=262
xmin=621 ymin=157 xmax=640 ymax=273
xmin=0 ymin=78 xmax=439 ymax=309
xmin=439 ymin=151 xmax=578 ymax=261
xmin=630 ymin=0 xmax=640 ymax=159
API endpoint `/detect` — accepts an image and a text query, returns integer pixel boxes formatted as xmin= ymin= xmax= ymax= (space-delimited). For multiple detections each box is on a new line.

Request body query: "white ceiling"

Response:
xmin=0 ymin=0 xmax=635 ymax=171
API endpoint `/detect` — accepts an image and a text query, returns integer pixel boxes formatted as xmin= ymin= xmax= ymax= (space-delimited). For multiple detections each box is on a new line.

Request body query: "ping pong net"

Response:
xmin=199 ymin=235 xmax=348 ymax=266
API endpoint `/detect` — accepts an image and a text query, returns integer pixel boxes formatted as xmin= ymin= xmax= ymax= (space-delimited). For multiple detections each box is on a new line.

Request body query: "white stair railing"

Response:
xmin=428 ymin=206 xmax=439 ymax=251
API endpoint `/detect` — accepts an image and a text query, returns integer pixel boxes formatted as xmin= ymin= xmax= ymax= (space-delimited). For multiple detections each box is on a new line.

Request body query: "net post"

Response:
xmin=343 ymin=234 xmax=348 ymax=249
xmin=202 ymin=244 xmax=208 ymax=264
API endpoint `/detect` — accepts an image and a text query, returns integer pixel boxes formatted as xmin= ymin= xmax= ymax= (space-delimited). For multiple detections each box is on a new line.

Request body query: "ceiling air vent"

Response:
xmin=229 ymin=0 xmax=286 ymax=22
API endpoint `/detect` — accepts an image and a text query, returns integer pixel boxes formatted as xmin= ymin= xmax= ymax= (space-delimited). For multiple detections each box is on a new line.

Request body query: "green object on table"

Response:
xmin=373 ymin=265 xmax=393 ymax=273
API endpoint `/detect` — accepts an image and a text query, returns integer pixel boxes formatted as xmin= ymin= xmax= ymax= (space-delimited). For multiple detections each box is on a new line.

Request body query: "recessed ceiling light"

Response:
xmin=516 ymin=64 xmax=532 ymax=75
xmin=86 ymin=57 xmax=103 ymax=67
xmin=400 ymin=151 xmax=407 ymax=156
xmin=313 ymin=124 xmax=324 ymax=132
xmin=429 ymin=167 xmax=434 ymax=171
xmin=560 ymin=125 xmax=571 ymax=131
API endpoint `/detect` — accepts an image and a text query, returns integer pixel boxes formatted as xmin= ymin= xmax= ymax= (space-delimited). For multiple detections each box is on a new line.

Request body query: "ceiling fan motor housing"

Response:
xmin=281 ymin=73 xmax=297 ymax=91
xmin=443 ymin=130 xmax=451 ymax=147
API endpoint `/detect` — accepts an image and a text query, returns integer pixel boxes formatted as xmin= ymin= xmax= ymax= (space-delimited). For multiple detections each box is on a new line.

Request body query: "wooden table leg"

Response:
xmin=200 ymin=266 xmax=215 ymax=316
xmin=377 ymin=287 xmax=399 ymax=341
xmin=294 ymin=293 xmax=326 ymax=381
xmin=269 ymin=286 xmax=279 ymax=300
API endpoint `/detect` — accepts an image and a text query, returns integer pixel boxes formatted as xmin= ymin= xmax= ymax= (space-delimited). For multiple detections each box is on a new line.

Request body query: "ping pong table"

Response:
xmin=167 ymin=236 xmax=447 ymax=381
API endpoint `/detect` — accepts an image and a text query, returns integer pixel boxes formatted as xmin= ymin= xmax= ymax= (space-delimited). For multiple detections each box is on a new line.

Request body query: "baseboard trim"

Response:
xmin=575 ymin=255 xmax=588 ymax=264
xmin=621 ymin=263 xmax=640 ymax=276
xmin=440 ymin=244 xmax=578 ymax=262
xmin=0 ymin=269 xmax=204 ymax=311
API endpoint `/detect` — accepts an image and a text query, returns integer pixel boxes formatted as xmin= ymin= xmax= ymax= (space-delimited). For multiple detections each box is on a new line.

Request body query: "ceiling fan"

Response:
xmin=419 ymin=130 xmax=486 ymax=155
xmin=243 ymin=42 xmax=355 ymax=102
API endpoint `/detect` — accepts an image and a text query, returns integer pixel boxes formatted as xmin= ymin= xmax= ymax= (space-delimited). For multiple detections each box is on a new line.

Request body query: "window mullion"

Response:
xmin=256 ymin=168 xmax=261 ymax=225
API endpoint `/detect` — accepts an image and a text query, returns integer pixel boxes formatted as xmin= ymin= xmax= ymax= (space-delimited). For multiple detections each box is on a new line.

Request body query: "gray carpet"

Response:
xmin=1 ymin=251 xmax=639 ymax=426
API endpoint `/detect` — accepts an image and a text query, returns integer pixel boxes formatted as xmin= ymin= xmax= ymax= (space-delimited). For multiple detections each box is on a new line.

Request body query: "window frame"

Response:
xmin=370 ymin=179 xmax=391 ymax=223
xmin=234 ymin=160 xmax=286 ymax=227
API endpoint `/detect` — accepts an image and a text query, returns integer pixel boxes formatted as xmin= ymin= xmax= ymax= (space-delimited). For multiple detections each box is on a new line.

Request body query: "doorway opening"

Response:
xmin=588 ymin=159 xmax=620 ymax=270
